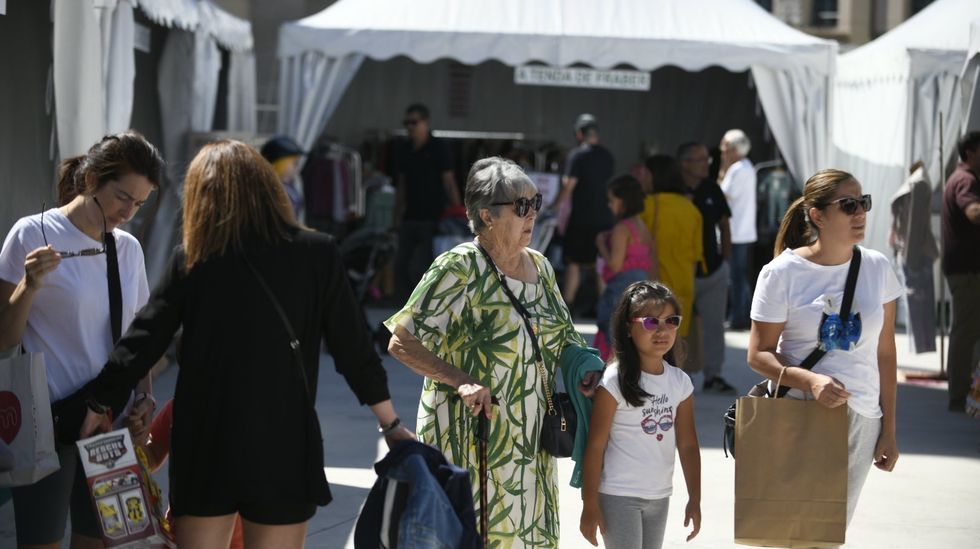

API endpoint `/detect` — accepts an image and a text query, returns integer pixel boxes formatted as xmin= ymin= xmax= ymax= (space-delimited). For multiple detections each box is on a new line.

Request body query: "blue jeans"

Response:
xmin=729 ymin=243 xmax=754 ymax=327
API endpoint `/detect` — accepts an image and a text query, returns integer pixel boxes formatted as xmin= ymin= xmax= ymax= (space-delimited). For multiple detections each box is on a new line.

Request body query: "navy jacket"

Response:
xmin=355 ymin=440 xmax=479 ymax=548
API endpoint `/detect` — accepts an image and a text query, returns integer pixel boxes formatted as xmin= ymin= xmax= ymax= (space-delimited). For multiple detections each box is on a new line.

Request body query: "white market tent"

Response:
xmin=833 ymin=0 xmax=980 ymax=255
xmin=51 ymin=0 xmax=258 ymax=284
xmin=1 ymin=0 xmax=257 ymax=284
xmin=277 ymin=0 xmax=838 ymax=186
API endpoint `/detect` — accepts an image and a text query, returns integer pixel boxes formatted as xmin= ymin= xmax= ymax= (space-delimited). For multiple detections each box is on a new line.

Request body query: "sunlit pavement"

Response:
xmin=3 ymin=310 xmax=976 ymax=548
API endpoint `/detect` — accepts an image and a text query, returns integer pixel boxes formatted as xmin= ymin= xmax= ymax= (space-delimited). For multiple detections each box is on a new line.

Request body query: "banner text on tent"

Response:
xmin=514 ymin=66 xmax=650 ymax=92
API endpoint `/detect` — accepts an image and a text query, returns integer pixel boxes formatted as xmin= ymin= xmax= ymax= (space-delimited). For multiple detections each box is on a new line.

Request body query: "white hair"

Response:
xmin=464 ymin=157 xmax=537 ymax=235
xmin=723 ymin=129 xmax=751 ymax=157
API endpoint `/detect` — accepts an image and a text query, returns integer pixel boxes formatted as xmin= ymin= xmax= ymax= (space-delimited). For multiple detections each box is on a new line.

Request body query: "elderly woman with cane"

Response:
xmin=387 ymin=156 xmax=600 ymax=547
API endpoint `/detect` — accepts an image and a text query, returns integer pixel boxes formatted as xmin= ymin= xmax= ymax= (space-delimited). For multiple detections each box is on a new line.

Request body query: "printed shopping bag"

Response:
xmin=734 ymin=396 xmax=848 ymax=548
xmin=77 ymin=428 xmax=175 ymax=548
xmin=0 ymin=348 xmax=60 ymax=486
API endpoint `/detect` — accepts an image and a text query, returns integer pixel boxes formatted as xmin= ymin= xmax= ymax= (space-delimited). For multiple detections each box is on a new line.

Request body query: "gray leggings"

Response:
xmin=598 ymin=492 xmax=670 ymax=549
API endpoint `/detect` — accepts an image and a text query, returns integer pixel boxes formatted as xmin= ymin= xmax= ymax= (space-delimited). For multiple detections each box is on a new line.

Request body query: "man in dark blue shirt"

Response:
xmin=394 ymin=104 xmax=461 ymax=301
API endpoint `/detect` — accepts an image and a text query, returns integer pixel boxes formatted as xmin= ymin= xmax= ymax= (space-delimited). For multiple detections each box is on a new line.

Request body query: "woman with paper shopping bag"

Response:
xmin=0 ymin=132 xmax=163 ymax=548
xmin=745 ymin=169 xmax=902 ymax=545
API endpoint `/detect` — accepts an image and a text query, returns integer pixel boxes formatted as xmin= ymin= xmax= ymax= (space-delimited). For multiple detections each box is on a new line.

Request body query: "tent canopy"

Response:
xmin=834 ymin=0 xmax=980 ymax=255
xmin=280 ymin=0 xmax=834 ymax=75
xmin=839 ymin=0 xmax=978 ymax=80
xmin=277 ymin=0 xmax=837 ymax=186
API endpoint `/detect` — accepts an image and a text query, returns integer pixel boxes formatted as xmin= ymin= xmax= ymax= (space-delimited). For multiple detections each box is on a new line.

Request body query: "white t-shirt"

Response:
xmin=0 ymin=209 xmax=150 ymax=402
xmin=719 ymin=158 xmax=757 ymax=244
xmin=597 ymin=361 xmax=694 ymax=499
xmin=750 ymin=246 xmax=903 ymax=418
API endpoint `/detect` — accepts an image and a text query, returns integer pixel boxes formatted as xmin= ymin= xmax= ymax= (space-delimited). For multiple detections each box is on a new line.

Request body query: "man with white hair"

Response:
xmin=718 ymin=129 xmax=757 ymax=330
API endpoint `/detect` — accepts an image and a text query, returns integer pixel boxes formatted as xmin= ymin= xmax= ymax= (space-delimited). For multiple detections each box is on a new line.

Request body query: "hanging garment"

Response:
xmin=890 ymin=166 xmax=939 ymax=353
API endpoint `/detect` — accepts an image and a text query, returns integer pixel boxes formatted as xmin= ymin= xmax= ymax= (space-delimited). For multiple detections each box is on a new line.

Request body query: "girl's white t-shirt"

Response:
xmin=0 ymin=209 xmax=150 ymax=402
xmin=750 ymin=246 xmax=903 ymax=418
xmin=598 ymin=361 xmax=693 ymax=499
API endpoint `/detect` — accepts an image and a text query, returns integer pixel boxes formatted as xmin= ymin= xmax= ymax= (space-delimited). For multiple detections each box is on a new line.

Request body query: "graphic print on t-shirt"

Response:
xmin=817 ymin=294 xmax=862 ymax=352
xmin=639 ymin=393 xmax=674 ymax=442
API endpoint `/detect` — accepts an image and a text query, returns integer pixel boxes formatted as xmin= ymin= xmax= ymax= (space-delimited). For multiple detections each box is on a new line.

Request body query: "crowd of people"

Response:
xmin=1 ymin=113 xmax=978 ymax=547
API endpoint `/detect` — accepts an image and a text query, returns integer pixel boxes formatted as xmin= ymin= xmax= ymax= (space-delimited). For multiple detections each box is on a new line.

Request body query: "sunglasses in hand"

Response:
xmin=40 ymin=203 xmax=107 ymax=258
xmin=826 ymin=194 xmax=872 ymax=216
xmin=631 ymin=315 xmax=683 ymax=331
xmin=491 ymin=193 xmax=543 ymax=218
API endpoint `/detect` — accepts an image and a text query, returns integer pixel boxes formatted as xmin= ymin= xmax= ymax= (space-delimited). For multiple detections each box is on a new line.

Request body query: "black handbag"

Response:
xmin=243 ymin=253 xmax=332 ymax=505
xmin=723 ymin=246 xmax=861 ymax=459
xmin=476 ymin=243 xmax=576 ymax=458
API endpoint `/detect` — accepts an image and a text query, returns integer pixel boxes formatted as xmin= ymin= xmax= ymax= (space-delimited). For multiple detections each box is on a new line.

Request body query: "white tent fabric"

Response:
xmin=834 ymin=0 xmax=980 ymax=255
xmin=961 ymin=20 xmax=980 ymax=132
xmin=53 ymin=0 xmax=102 ymax=158
xmin=143 ymin=28 xmax=223 ymax=285
xmin=103 ymin=0 xmax=136 ymax=135
xmin=228 ymin=50 xmax=258 ymax=132
xmin=52 ymin=0 xmax=255 ymax=158
xmin=277 ymin=0 xmax=837 ymax=183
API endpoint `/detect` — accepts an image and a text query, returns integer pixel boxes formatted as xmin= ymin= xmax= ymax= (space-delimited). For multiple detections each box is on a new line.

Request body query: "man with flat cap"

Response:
xmin=553 ymin=113 xmax=615 ymax=314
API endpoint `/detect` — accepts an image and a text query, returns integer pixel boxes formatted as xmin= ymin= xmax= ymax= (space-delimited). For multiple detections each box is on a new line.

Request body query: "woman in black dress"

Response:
xmin=70 ymin=140 xmax=413 ymax=548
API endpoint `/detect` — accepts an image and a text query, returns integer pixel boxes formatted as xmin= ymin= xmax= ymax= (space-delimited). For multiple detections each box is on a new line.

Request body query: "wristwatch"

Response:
xmin=134 ymin=392 xmax=156 ymax=409
xmin=378 ymin=417 xmax=401 ymax=435
xmin=86 ymin=397 xmax=110 ymax=415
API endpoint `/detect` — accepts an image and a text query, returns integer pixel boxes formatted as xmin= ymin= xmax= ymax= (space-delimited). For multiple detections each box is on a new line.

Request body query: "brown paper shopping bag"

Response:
xmin=734 ymin=393 xmax=848 ymax=548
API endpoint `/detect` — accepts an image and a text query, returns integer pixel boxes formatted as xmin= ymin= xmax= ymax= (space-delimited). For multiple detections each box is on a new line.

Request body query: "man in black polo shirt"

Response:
xmin=679 ymin=142 xmax=735 ymax=393
xmin=554 ymin=114 xmax=615 ymax=313
xmin=394 ymin=103 xmax=461 ymax=301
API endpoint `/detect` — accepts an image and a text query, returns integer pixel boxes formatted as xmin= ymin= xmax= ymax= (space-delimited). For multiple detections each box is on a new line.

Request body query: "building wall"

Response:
xmin=767 ymin=0 xmax=936 ymax=45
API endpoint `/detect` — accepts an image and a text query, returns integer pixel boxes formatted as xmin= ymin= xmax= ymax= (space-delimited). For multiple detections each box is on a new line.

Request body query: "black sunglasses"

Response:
xmin=403 ymin=118 xmax=422 ymax=127
xmin=826 ymin=194 xmax=872 ymax=215
xmin=41 ymin=201 xmax=107 ymax=258
xmin=491 ymin=193 xmax=543 ymax=218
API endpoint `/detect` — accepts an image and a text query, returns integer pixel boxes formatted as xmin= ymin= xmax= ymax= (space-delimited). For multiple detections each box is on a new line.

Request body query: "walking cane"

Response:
xmin=477 ymin=410 xmax=489 ymax=548
xmin=476 ymin=396 xmax=499 ymax=548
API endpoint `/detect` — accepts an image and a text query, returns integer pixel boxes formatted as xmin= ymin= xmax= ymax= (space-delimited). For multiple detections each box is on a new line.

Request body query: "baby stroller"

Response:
xmin=340 ymin=227 xmax=397 ymax=304
xmin=339 ymin=227 xmax=397 ymax=352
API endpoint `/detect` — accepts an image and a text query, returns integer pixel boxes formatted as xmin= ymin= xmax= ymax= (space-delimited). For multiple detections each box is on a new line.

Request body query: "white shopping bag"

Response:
xmin=0 ymin=348 xmax=60 ymax=486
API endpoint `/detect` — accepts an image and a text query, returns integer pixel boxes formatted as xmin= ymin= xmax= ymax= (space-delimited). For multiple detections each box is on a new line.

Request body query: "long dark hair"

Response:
xmin=610 ymin=281 xmax=682 ymax=407
xmin=607 ymin=174 xmax=646 ymax=219
xmin=644 ymin=154 xmax=686 ymax=195
xmin=773 ymin=169 xmax=855 ymax=257
xmin=56 ymin=131 xmax=164 ymax=206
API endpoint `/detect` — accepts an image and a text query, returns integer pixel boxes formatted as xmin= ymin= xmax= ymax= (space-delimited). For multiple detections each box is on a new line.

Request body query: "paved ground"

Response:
xmin=2 ymin=310 xmax=977 ymax=548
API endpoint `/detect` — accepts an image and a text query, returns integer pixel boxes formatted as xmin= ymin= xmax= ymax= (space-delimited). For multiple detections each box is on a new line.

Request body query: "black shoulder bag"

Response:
xmin=475 ymin=243 xmax=576 ymax=458
xmin=242 ymin=254 xmax=332 ymax=505
xmin=723 ymin=246 xmax=861 ymax=458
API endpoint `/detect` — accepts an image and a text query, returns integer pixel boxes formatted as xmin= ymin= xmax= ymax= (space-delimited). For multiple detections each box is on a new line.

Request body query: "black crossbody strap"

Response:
xmin=776 ymin=246 xmax=861 ymax=397
xmin=475 ymin=243 xmax=542 ymax=362
xmin=241 ymin=253 xmax=314 ymax=402
xmin=475 ymin=243 xmax=563 ymax=417
xmin=105 ymin=233 xmax=122 ymax=344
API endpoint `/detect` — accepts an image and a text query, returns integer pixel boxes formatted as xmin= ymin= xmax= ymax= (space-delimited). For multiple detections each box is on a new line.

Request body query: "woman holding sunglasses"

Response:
xmin=69 ymin=140 xmax=414 ymax=548
xmin=386 ymin=157 xmax=600 ymax=547
xmin=0 ymin=131 xmax=162 ymax=549
xmin=747 ymin=169 xmax=902 ymax=534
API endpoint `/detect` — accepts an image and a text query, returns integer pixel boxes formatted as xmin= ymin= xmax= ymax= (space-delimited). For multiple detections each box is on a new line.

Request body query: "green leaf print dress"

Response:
xmin=385 ymin=242 xmax=585 ymax=548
